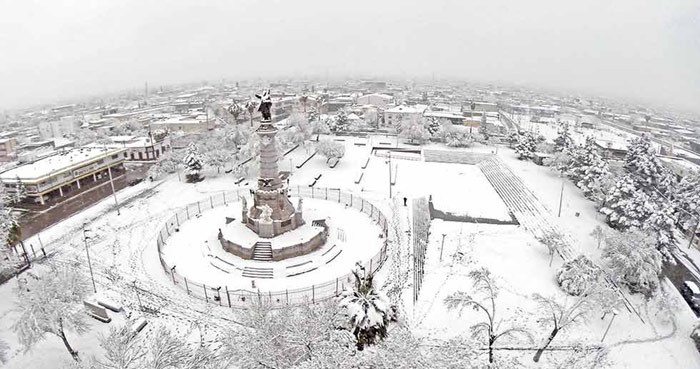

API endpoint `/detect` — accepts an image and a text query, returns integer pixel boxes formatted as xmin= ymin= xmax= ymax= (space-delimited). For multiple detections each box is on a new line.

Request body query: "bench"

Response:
xmin=288 ymin=266 xmax=318 ymax=277
xmin=326 ymin=249 xmax=343 ymax=264
xmin=286 ymin=260 xmax=313 ymax=269
xmin=321 ymin=244 xmax=337 ymax=256
xmin=329 ymin=158 xmax=340 ymax=168
xmin=234 ymin=177 xmax=245 ymax=185
xmin=354 ymin=172 xmax=364 ymax=184
xmin=361 ymin=157 xmax=370 ymax=169
xmin=296 ymin=152 xmax=316 ymax=169
xmin=131 ymin=317 xmax=148 ymax=334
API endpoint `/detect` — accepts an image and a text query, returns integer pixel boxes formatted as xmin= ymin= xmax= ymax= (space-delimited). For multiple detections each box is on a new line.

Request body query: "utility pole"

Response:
xmin=387 ymin=152 xmax=393 ymax=199
xmin=557 ymin=178 xmax=564 ymax=218
xmin=83 ymin=227 xmax=97 ymax=294
xmin=133 ymin=281 xmax=143 ymax=311
xmin=439 ymin=233 xmax=446 ymax=262
xmin=107 ymin=166 xmax=120 ymax=215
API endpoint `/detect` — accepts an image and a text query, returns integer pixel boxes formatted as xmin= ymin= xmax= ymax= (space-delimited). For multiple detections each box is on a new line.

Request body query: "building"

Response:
xmin=424 ymin=111 xmax=465 ymax=125
xmin=149 ymin=116 xmax=211 ymax=133
xmin=99 ymin=135 xmax=171 ymax=162
xmin=383 ymin=104 xmax=428 ymax=128
xmin=0 ymin=137 xmax=18 ymax=161
xmin=594 ymin=139 xmax=628 ymax=160
xmin=356 ymin=93 xmax=394 ymax=109
xmin=38 ymin=116 xmax=81 ymax=139
xmin=0 ymin=147 xmax=126 ymax=205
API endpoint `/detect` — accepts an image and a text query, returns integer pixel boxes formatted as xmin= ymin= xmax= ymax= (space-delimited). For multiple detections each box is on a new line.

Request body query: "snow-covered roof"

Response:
xmin=385 ymin=104 xmax=427 ymax=114
xmin=0 ymin=146 xmax=125 ymax=182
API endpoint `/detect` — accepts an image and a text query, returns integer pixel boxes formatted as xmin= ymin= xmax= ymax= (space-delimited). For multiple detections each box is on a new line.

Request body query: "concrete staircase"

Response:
xmin=242 ymin=266 xmax=274 ymax=279
xmin=252 ymin=241 xmax=273 ymax=261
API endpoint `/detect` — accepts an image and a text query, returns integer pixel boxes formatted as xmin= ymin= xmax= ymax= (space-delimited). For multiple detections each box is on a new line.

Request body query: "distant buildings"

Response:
xmin=356 ymin=93 xmax=394 ymax=109
xmin=150 ymin=116 xmax=213 ymax=133
xmin=38 ymin=116 xmax=80 ymax=140
xmin=0 ymin=138 xmax=18 ymax=162
xmin=0 ymin=146 xmax=126 ymax=205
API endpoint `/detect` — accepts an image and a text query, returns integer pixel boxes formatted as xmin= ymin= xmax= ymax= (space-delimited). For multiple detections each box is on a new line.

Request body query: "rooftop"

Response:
xmin=0 ymin=146 xmax=125 ymax=182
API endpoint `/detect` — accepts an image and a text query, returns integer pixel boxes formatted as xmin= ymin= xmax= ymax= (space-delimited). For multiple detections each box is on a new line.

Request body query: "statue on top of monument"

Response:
xmin=256 ymin=204 xmax=273 ymax=223
xmin=255 ymin=89 xmax=273 ymax=121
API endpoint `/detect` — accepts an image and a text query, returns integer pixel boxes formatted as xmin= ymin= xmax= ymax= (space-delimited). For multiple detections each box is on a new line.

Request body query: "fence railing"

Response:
xmin=156 ymin=186 xmax=389 ymax=309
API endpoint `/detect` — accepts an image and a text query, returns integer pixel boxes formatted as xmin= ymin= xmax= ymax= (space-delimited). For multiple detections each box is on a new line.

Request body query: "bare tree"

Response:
xmin=13 ymin=261 xmax=91 ymax=361
xmin=590 ymin=225 xmax=605 ymax=249
xmin=531 ymin=293 xmax=593 ymax=362
xmin=444 ymin=268 xmax=532 ymax=363
xmin=98 ymin=325 xmax=145 ymax=369
xmin=538 ymin=230 xmax=566 ymax=267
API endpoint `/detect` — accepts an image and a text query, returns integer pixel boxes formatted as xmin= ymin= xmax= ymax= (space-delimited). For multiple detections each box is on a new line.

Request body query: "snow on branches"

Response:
xmin=602 ymin=229 xmax=663 ymax=298
xmin=514 ymin=132 xmax=537 ymax=160
xmin=556 ymin=255 xmax=602 ymax=296
xmin=182 ymin=142 xmax=205 ymax=182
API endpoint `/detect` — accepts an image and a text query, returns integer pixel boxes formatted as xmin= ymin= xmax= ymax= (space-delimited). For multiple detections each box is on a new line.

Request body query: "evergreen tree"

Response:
xmin=672 ymin=172 xmax=700 ymax=231
xmin=553 ymin=123 xmax=573 ymax=153
xmin=624 ymin=135 xmax=675 ymax=196
xmin=514 ymin=132 xmax=537 ymax=160
xmin=183 ymin=143 xmax=205 ymax=183
xmin=601 ymin=175 xmax=655 ymax=230
xmin=330 ymin=111 xmax=349 ymax=134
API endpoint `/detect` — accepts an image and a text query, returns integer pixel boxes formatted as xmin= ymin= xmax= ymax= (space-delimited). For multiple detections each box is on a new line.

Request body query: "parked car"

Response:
xmin=681 ymin=281 xmax=700 ymax=314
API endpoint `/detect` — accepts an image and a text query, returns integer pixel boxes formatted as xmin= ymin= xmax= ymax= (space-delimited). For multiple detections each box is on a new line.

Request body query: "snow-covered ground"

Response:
xmin=162 ymin=197 xmax=384 ymax=291
xmin=1 ymin=135 xmax=700 ymax=368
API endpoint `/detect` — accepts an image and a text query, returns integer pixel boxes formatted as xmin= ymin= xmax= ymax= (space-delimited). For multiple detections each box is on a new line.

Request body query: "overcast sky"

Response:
xmin=1 ymin=0 xmax=699 ymax=112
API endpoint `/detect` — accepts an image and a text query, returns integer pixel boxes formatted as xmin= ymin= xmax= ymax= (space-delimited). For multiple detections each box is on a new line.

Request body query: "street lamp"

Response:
xmin=83 ymin=226 xmax=97 ymax=294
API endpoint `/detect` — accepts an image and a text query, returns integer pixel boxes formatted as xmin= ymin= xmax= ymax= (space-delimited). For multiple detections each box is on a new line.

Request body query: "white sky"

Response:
xmin=0 ymin=0 xmax=699 ymax=112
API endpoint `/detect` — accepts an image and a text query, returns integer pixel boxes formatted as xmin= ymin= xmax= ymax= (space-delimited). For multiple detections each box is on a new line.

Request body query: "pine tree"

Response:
xmin=330 ymin=111 xmax=349 ymax=134
xmin=183 ymin=142 xmax=205 ymax=183
xmin=426 ymin=116 xmax=441 ymax=137
xmin=601 ymin=175 xmax=654 ymax=230
xmin=553 ymin=123 xmax=574 ymax=153
xmin=514 ymin=132 xmax=537 ymax=160
xmin=672 ymin=172 xmax=700 ymax=231
xmin=624 ymin=135 xmax=675 ymax=197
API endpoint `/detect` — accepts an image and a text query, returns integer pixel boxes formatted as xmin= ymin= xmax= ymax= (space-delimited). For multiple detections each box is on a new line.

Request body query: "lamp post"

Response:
xmin=107 ymin=166 xmax=120 ymax=216
xmin=386 ymin=151 xmax=392 ymax=199
xmin=83 ymin=226 xmax=97 ymax=294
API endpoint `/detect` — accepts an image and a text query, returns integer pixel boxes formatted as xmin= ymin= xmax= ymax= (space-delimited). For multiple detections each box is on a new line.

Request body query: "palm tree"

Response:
xmin=444 ymin=268 xmax=532 ymax=363
xmin=245 ymin=100 xmax=258 ymax=127
xmin=339 ymin=265 xmax=396 ymax=350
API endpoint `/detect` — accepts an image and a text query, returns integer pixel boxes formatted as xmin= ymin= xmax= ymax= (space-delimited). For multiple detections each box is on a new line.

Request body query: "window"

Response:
xmin=281 ymin=219 xmax=291 ymax=227
xmin=123 ymin=153 xmax=128 ymax=158
xmin=138 ymin=152 xmax=143 ymax=160
xmin=111 ymin=154 xmax=118 ymax=159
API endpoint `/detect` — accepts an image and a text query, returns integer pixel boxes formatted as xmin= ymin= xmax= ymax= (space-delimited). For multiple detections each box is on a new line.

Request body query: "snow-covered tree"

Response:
xmin=600 ymin=175 xmax=653 ymax=230
xmin=182 ymin=143 xmax=205 ymax=182
xmin=363 ymin=109 xmax=379 ymax=128
xmin=310 ymin=116 xmax=331 ymax=135
xmin=531 ymin=293 xmax=593 ymax=362
xmin=642 ymin=203 xmax=676 ymax=258
xmin=315 ymin=140 xmax=345 ymax=165
xmin=279 ymin=113 xmax=312 ymax=148
xmin=505 ymin=131 xmax=520 ymax=147
xmin=425 ymin=116 xmax=442 ymax=137
xmin=590 ymin=225 xmax=606 ymax=249
xmin=340 ymin=266 xmax=396 ymax=350
xmin=514 ymin=132 xmax=537 ymax=160
xmin=245 ymin=100 xmax=258 ymax=126
xmin=98 ymin=323 xmax=222 ymax=369
xmin=330 ymin=111 xmax=349 ymax=134
xmin=553 ymin=123 xmax=574 ymax=152
xmin=602 ymin=229 xmax=662 ymax=298
xmin=538 ymin=230 xmax=567 ymax=267
xmin=227 ymin=101 xmax=243 ymax=122
xmin=0 ymin=339 xmax=8 ymax=365
xmin=624 ymin=135 xmax=675 ymax=196
xmin=147 ymin=151 xmax=183 ymax=180
xmin=672 ymin=171 xmax=700 ymax=231
xmin=556 ymin=255 xmax=602 ymax=296
xmin=442 ymin=125 xmax=474 ymax=148
xmin=444 ymin=268 xmax=532 ymax=363
xmin=398 ymin=116 xmax=430 ymax=144
xmin=13 ymin=261 xmax=91 ymax=361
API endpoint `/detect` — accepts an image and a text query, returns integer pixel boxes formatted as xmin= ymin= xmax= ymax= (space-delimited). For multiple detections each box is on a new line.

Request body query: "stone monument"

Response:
xmin=245 ymin=90 xmax=304 ymax=237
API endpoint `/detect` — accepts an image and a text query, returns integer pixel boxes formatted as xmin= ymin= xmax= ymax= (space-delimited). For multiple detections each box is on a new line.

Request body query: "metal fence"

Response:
xmin=156 ymin=186 xmax=389 ymax=309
